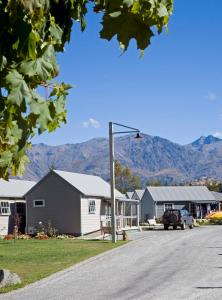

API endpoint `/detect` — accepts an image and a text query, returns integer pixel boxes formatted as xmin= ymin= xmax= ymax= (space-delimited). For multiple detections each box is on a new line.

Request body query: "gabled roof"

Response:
xmin=146 ymin=186 xmax=215 ymax=202
xmin=133 ymin=189 xmax=145 ymax=200
xmin=53 ymin=170 xmax=123 ymax=198
xmin=126 ymin=192 xmax=134 ymax=199
xmin=0 ymin=179 xmax=36 ymax=198
xmin=211 ymin=191 xmax=222 ymax=201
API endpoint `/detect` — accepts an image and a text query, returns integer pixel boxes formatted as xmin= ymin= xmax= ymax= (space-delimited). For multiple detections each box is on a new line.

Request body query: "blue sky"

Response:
xmin=33 ymin=0 xmax=222 ymax=146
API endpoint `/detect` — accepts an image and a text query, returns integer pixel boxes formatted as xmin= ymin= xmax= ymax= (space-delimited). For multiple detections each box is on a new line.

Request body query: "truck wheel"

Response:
xmin=164 ymin=225 xmax=169 ymax=230
xmin=173 ymin=226 xmax=177 ymax=230
xmin=189 ymin=224 xmax=194 ymax=229
xmin=181 ymin=223 xmax=186 ymax=230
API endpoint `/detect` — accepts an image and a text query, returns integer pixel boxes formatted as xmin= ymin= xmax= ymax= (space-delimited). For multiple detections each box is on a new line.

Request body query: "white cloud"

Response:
xmin=213 ymin=132 xmax=222 ymax=139
xmin=206 ymin=92 xmax=216 ymax=101
xmin=82 ymin=118 xmax=100 ymax=129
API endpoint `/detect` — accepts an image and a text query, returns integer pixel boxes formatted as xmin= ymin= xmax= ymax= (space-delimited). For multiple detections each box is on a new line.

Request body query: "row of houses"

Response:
xmin=0 ymin=169 xmax=222 ymax=236
xmin=0 ymin=170 xmax=139 ymax=236
xmin=127 ymin=187 xmax=222 ymax=220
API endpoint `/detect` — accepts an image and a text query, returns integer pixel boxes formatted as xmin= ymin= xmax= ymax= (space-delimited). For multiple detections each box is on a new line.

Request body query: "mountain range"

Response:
xmin=20 ymin=134 xmax=222 ymax=185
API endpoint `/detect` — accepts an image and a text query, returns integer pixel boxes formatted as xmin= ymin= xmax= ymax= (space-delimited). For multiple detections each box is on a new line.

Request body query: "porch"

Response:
xmin=189 ymin=201 xmax=220 ymax=219
xmin=100 ymin=197 xmax=139 ymax=230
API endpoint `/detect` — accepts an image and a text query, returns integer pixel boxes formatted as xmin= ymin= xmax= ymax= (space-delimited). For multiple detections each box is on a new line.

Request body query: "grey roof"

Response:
xmin=147 ymin=186 xmax=215 ymax=202
xmin=54 ymin=170 xmax=123 ymax=198
xmin=126 ymin=192 xmax=134 ymax=199
xmin=134 ymin=189 xmax=145 ymax=200
xmin=0 ymin=179 xmax=36 ymax=198
xmin=212 ymin=191 xmax=222 ymax=201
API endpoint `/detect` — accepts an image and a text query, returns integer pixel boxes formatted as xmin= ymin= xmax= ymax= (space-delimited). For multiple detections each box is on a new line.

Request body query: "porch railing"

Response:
xmin=101 ymin=215 xmax=138 ymax=229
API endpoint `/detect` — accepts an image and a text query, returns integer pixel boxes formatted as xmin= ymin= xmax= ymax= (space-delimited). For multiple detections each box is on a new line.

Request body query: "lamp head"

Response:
xmin=135 ymin=132 xmax=142 ymax=139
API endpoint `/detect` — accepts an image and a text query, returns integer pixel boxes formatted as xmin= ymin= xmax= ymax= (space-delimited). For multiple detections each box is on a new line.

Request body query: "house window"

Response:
xmin=164 ymin=203 xmax=174 ymax=211
xmin=88 ymin=200 xmax=96 ymax=214
xmin=0 ymin=201 xmax=10 ymax=215
xmin=33 ymin=199 xmax=45 ymax=208
xmin=16 ymin=202 xmax=25 ymax=214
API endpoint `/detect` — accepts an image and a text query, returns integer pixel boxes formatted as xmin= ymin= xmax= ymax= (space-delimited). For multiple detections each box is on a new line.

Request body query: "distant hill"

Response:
xmin=21 ymin=134 xmax=222 ymax=185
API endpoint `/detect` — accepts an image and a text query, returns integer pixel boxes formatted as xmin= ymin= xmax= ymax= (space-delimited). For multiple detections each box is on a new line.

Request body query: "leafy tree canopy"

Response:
xmin=115 ymin=160 xmax=141 ymax=193
xmin=0 ymin=0 xmax=174 ymax=179
xmin=146 ymin=179 xmax=162 ymax=186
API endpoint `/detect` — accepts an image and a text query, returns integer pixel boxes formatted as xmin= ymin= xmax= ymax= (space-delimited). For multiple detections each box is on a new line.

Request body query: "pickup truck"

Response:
xmin=162 ymin=209 xmax=194 ymax=230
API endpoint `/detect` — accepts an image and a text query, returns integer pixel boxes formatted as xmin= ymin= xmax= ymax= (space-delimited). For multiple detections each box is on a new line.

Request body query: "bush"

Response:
xmin=195 ymin=219 xmax=210 ymax=226
xmin=3 ymin=234 xmax=14 ymax=240
xmin=56 ymin=235 xmax=70 ymax=239
xmin=18 ymin=234 xmax=31 ymax=240
xmin=46 ymin=220 xmax=58 ymax=237
xmin=35 ymin=232 xmax=49 ymax=240
xmin=35 ymin=220 xmax=58 ymax=238
xmin=209 ymin=219 xmax=222 ymax=225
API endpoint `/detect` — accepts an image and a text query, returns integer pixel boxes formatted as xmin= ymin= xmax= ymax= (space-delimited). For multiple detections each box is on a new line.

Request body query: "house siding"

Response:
xmin=80 ymin=197 xmax=101 ymax=235
xmin=156 ymin=202 xmax=189 ymax=218
xmin=26 ymin=172 xmax=81 ymax=235
xmin=132 ymin=192 xmax=141 ymax=220
xmin=0 ymin=216 xmax=9 ymax=236
xmin=141 ymin=189 xmax=155 ymax=221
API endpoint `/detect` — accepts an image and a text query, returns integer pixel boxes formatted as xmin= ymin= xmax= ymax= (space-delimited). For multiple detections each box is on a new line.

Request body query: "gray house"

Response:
xmin=0 ymin=179 xmax=36 ymax=236
xmin=141 ymin=186 xmax=218 ymax=221
xmin=26 ymin=170 xmax=139 ymax=236
xmin=211 ymin=191 xmax=222 ymax=210
xmin=131 ymin=189 xmax=145 ymax=221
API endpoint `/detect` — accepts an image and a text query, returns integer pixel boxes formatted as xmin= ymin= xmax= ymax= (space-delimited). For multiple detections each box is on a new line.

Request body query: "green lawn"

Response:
xmin=0 ymin=239 xmax=125 ymax=293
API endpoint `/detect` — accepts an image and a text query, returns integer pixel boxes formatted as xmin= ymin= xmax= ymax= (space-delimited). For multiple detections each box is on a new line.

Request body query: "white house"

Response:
xmin=0 ymin=179 xmax=36 ymax=236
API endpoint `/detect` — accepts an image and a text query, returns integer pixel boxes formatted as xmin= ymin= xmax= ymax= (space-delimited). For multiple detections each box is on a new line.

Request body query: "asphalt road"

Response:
xmin=1 ymin=226 xmax=222 ymax=300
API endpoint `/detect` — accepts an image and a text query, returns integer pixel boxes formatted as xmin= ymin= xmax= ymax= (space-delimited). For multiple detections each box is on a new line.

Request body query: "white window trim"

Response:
xmin=0 ymin=201 xmax=11 ymax=215
xmin=33 ymin=199 xmax=45 ymax=208
xmin=164 ymin=203 xmax=174 ymax=211
xmin=88 ymin=200 xmax=96 ymax=214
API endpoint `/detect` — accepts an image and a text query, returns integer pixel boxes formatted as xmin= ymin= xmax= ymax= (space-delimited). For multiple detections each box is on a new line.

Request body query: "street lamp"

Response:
xmin=109 ymin=122 xmax=142 ymax=243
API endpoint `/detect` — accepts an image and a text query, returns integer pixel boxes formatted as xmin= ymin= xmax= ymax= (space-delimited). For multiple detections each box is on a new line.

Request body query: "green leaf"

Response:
xmin=100 ymin=13 xmax=154 ymax=51
xmin=28 ymin=31 xmax=40 ymax=60
xmin=0 ymin=151 xmax=13 ymax=168
xmin=109 ymin=11 xmax=122 ymax=18
xmin=6 ymin=70 xmax=30 ymax=106
xmin=19 ymin=46 xmax=58 ymax=81
xmin=0 ymin=56 xmax=7 ymax=71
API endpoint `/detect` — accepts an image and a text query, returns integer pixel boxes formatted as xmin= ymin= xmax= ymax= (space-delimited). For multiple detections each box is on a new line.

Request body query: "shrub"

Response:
xmin=46 ymin=220 xmax=58 ymax=237
xmin=35 ymin=232 xmax=49 ymax=240
xmin=195 ymin=219 xmax=210 ymax=226
xmin=3 ymin=234 xmax=14 ymax=240
xmin=18 ymin=234 xmax=31 ymax=240
xmin=56 ymin=235 xmax=70 ymax=239
xmin=209 ymin=219 xmax=222 ymax=225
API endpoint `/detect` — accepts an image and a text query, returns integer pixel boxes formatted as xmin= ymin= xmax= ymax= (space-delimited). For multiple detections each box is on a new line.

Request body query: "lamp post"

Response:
xmin=109 ymin=122 xmax=142 ymax=243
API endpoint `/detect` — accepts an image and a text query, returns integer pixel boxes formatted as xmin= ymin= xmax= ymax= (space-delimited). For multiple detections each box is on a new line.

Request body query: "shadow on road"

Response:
xmin=196 ymin=287 xmax=222 ymax=289
xmin=207 ymin=247 xmax=222 ymax=249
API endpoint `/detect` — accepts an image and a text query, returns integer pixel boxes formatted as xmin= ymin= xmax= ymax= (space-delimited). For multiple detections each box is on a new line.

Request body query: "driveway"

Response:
xmin=1 ymin=226 xmax=222 ymax=300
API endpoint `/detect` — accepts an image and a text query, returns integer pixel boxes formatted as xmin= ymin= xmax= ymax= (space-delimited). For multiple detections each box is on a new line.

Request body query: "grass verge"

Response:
xmin=0 ymin=239 xmax=126 ymax=293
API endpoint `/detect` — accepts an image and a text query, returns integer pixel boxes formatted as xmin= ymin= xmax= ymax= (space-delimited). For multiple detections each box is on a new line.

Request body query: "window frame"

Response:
xmin=0 ymin=201 xmax=11 ymax=215
xmin=33 ymin=199 xmax=45 ymax=208
xmin=88 ymin=199 xmax=96 ymax=214
xmin=164 ymin=203 xmax=174 ymax=211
